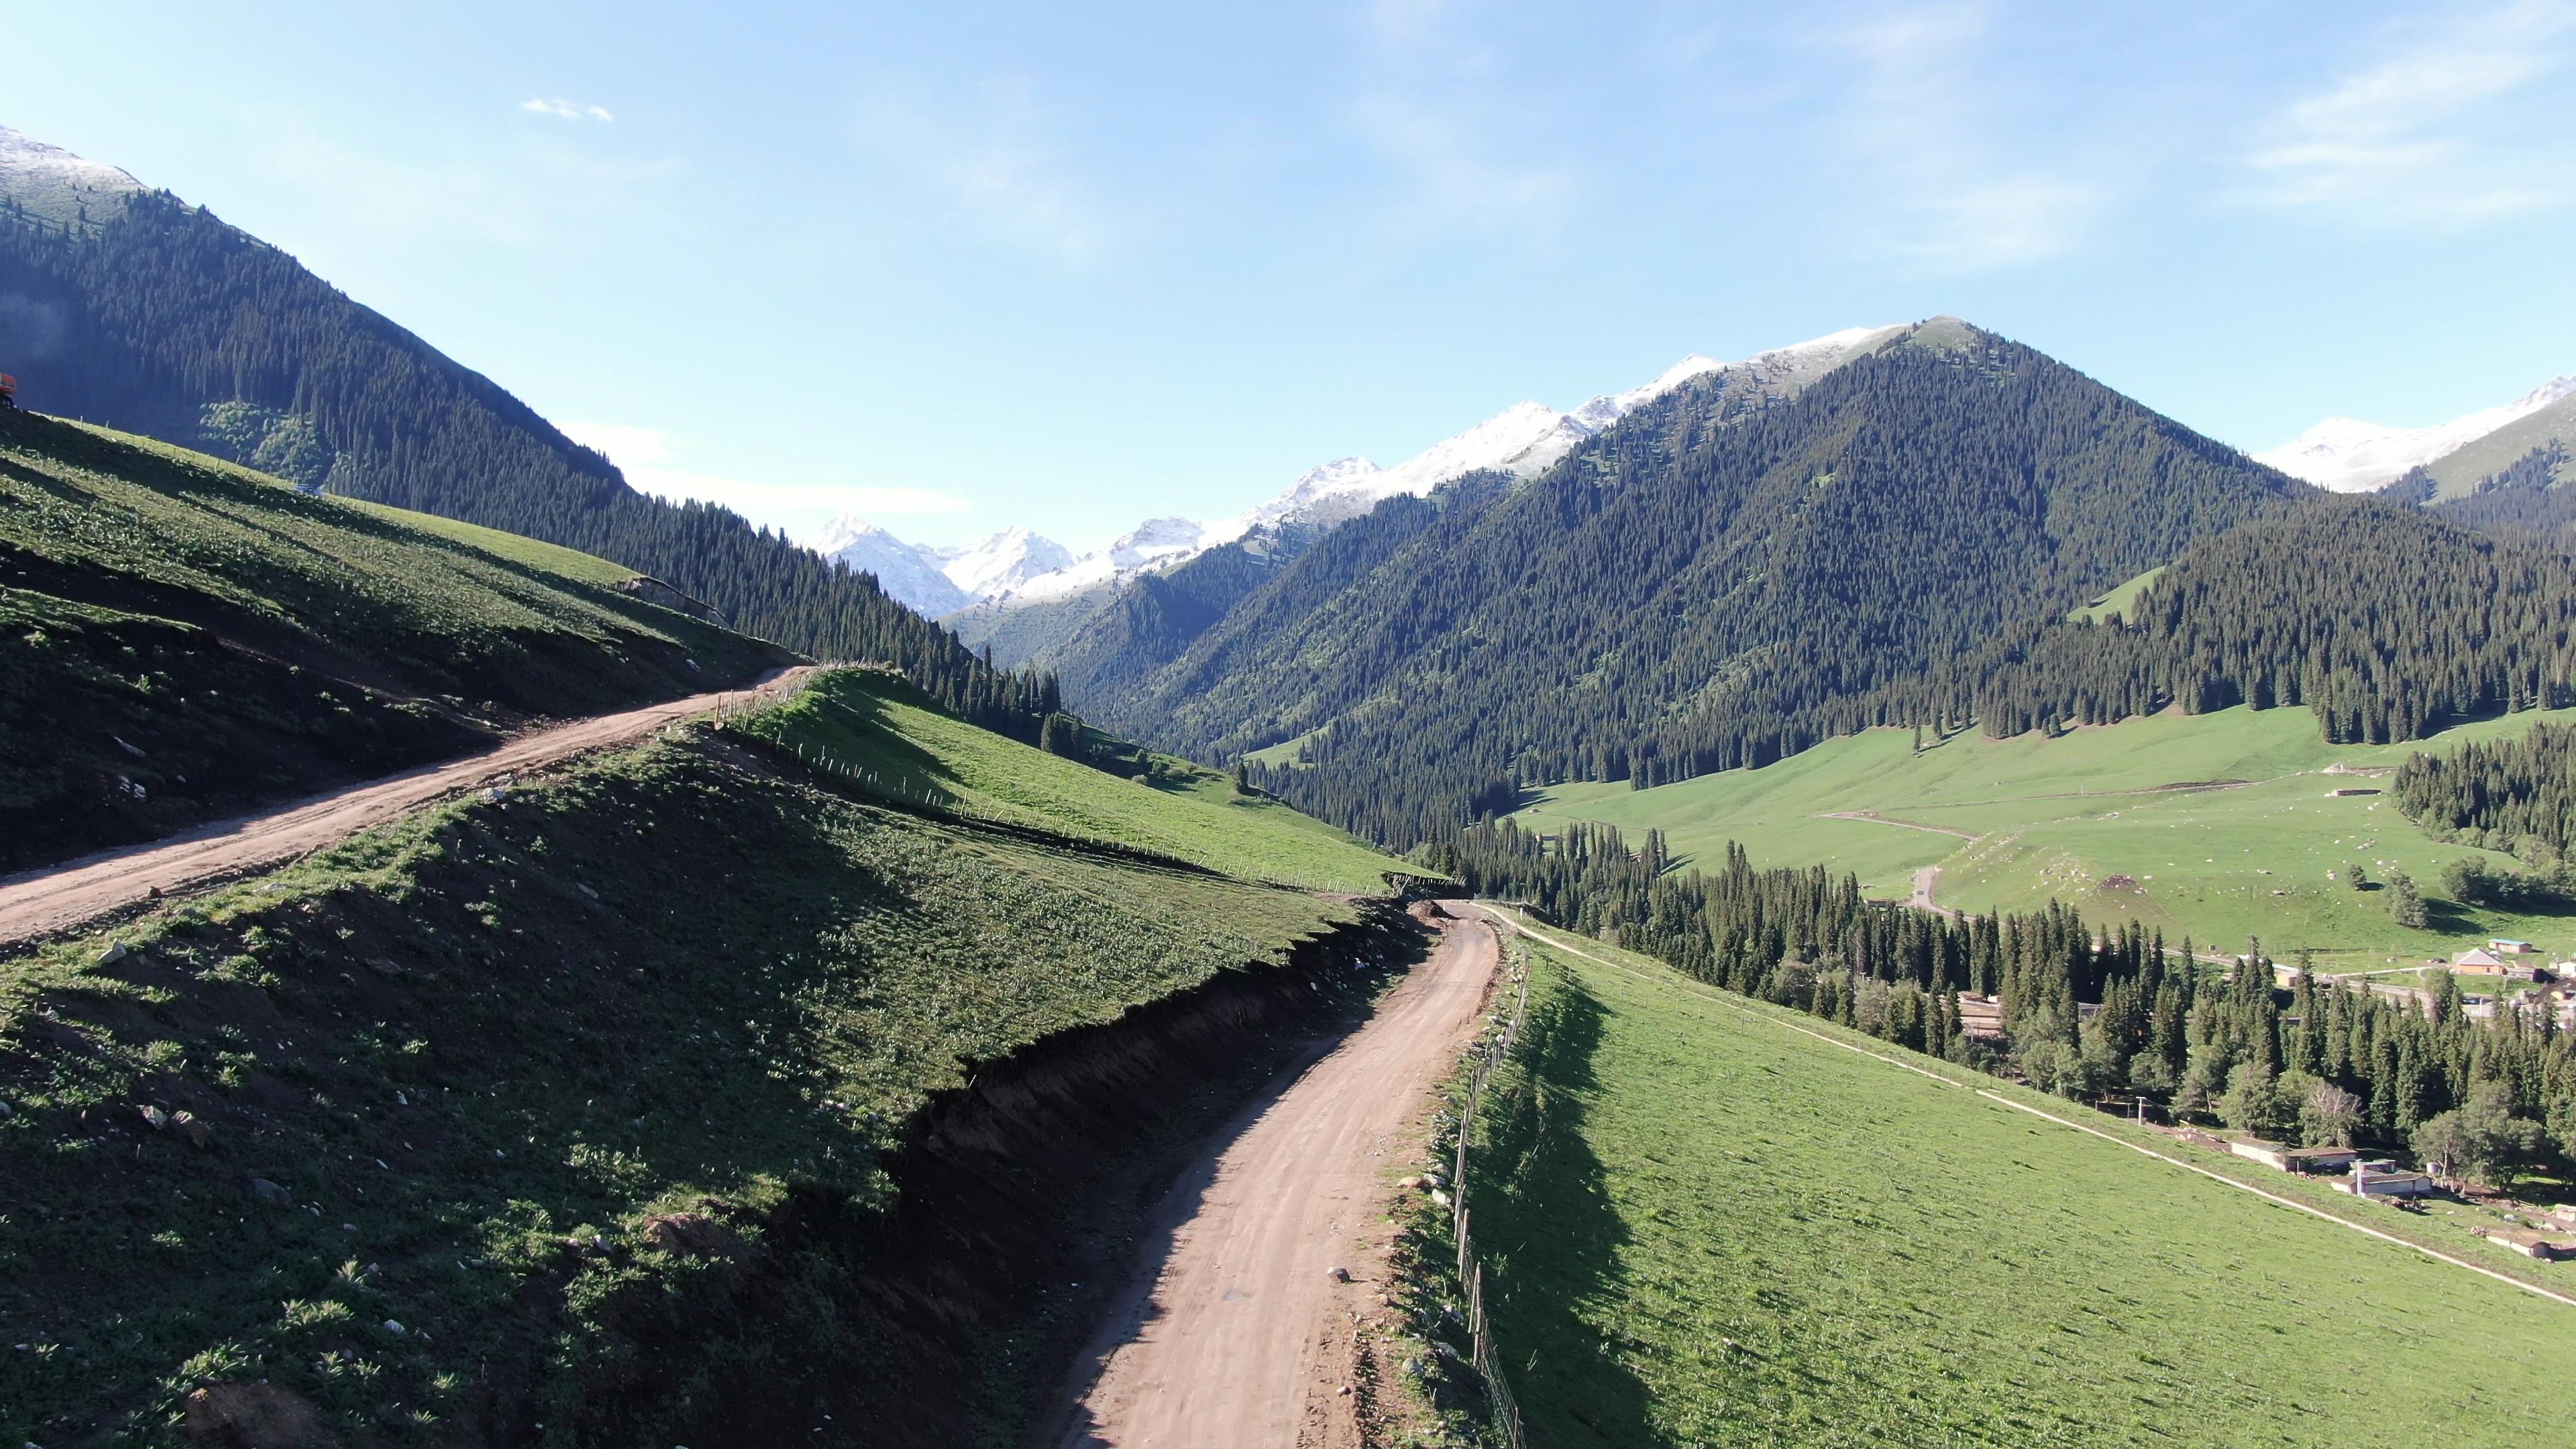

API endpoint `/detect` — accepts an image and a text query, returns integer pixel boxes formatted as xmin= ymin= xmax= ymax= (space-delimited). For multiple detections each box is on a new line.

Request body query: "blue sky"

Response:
xmin=10 ymin=1 xmax=2573 ymax=550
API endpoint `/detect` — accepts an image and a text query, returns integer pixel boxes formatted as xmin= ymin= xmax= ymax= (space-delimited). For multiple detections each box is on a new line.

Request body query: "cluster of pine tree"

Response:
xmin=2395 ymin=719 xmax=2576 ymax=857
xmin=0 ymin=194 xmax=1052 ymax=737
xmin=2432 ymin=443 xmax=2576 ymax=547
xmin=1430 ymin=820 xmax=2576 ymax=1181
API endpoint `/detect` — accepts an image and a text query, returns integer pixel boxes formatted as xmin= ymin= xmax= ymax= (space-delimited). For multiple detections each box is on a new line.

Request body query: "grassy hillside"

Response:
xmin=1519 ymin=704 xmax=2576 ymax=964
xmin=2065 ymin=564 xmax=2163 ymax=623
xmin=734 ymin=666 xmax=1410 ymax=894
xmin=0 ymin=704 xmax=1405 ymax=1445
xmin=0 ymin=409 xmax=786 ymax=871
xmin=1462 ymin=924 xmax=2576 ymax=1447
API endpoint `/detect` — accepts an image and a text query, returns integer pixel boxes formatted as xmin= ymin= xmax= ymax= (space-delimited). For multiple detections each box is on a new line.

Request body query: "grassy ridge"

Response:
xmin=0 ymin=409 xmax=784 ymax=869
xmin=1466 ymin=925 xmax=2576 ymax=1447
xmin=737 ymin=667 xmax=1411 ymax=894
xmin=0 ymin=722 xmax=1377 ymax=1444
xmin=1519 ymin=704 xmax=2576 ymax=963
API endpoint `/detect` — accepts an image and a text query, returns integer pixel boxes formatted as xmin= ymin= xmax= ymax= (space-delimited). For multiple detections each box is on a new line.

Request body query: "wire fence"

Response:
xmin=1450 ymin=931 xmax=1533 ymax=1449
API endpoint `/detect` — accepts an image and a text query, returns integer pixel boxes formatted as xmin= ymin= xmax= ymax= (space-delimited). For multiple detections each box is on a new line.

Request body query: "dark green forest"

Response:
xmin=1140 ymin=322 xmax=2308 ymax=845
xmin=1909 ymin=497 xmax=2576 ymax=747
xmin=1437 ymin=820 xmax=2576 ymax=1185
xmin=2396 ymin=718 xmax=2576 ymax=859
xmin=0 ymin=193 xmax=1057 ymax=738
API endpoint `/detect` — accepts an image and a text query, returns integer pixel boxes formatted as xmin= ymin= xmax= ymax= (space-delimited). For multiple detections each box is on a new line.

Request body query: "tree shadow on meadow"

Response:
xmin=1471 ymin=971 xmax=1666 ymax=1448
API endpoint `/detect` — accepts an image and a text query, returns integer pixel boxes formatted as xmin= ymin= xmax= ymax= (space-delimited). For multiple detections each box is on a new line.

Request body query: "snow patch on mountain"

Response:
xmin=0 ymin=126 xmax=146 ymax=230
xmin=2256 ymin=374 xmax=2576 ymax=492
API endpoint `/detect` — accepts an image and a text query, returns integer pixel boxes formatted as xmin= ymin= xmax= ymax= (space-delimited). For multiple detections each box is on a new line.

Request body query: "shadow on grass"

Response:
xmin=1471 ymin=968 xmax=1664 ymax=1448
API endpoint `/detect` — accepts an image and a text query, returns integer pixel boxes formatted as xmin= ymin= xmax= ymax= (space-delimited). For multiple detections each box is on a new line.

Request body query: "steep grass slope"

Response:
xmin=0 ymin=710 xmax=1411 ymax=1446
xmin=1464 ymin=928 xmax=2576 ymax=1447
xmin=737 ymin=667 xmax=1408 ymax=894
xmin=0 ymin=409 xmax=786 ymax=871
xmin=1520 ymin=704 xmax=2576 ymax=962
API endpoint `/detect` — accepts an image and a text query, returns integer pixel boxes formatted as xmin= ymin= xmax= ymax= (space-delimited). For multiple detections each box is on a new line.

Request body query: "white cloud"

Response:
xmin=849 ymin=78 xmax=1113 ymax=261
xmin=521 ymin=97 xmax=614 ymax=123
xmin=561 ymin=421 xmax=970 ymax=535
xmin=1805 ymin=3 xmax=2104 ymax=272
xmin=2239 ymin=1 xmax=2575 ymax=226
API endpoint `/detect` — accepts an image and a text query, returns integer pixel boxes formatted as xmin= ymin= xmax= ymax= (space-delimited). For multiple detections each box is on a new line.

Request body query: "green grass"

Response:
xmin=1518 ymin=704 xmax=2576 ymax=964
xmin=735 ymin=667 xmax=1413 ymax=894
xmin=0 ymin=408 xmax=784 ymax=868
xmin=1464 ymin=924 xmax=2576 ymax=1448
xmin=2066 ymin=564 xmax=2164 ymax=623
xmin=0 ymin=724 xmax=1375 ymax=1445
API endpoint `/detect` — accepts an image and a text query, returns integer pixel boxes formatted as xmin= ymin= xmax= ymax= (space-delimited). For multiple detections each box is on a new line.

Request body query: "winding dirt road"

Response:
xmin=1052 ymin=910 xmax=1499 ymax=1448
xmin=0 ymin=666 xmax=812 ymax=944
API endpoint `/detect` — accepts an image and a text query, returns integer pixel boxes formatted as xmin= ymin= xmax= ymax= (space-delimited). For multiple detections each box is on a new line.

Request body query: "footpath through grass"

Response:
xmin=737 ymin=666 xmax=1413 ymax=894
xmin=1464 ymin=922 xmax=2576 ymax=1448
xmin=1519 ymin=703 xmax=2576 ymax=963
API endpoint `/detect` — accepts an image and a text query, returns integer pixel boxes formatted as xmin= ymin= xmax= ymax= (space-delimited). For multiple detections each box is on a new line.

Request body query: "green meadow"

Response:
xmin=737 ymin=667 xmax=1412 ymax=894
xmin=1463 ymin=924 xmax=2576 ymax=1448
xmin=1518 ymin=704 xmax=2576 ymax=965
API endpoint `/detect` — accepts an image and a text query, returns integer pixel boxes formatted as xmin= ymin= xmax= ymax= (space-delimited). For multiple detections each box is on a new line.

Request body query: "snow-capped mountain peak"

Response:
xmin=0 ymin=126 xmax=146 ymax=230
xmin=808 ymin=515 xmax=972 ymax=615
xmin=2255 ymin=373 xmax=2576 ymax=493
xmin=938 ymin=526 xmax=1072 ymax=598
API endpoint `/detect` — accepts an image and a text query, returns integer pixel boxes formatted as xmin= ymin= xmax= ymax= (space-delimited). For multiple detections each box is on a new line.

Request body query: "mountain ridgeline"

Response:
xmin=1075 ymin=320 xmax=2310 ymax=845
xmin=0 ymin=186 xmax=1052 ymax=737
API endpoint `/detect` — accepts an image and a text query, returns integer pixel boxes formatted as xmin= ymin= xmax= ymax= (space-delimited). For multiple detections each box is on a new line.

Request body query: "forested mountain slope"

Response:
xmin=0 ymin=408 xmax=791 ymax=870
xmin=1095 ymin=319 xmax=2306 ymax=845
xmin=0 ymin=145 xmax=1026 ymax=716
xmin=1923 ymin=496 xmax=2576 ymax=745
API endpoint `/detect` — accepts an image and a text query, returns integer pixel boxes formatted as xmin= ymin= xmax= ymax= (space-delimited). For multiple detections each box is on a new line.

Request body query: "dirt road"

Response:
xmin=1053 ymin=910 xmax=1500 ymax=1448
xmin=0 ymin=666 xmax=812 ymax=944
xmin=1911 ymin=866 xmax=1960 ymax=918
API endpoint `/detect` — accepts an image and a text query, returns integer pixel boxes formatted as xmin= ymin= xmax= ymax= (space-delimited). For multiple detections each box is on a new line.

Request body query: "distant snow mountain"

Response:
xmin=810 ymin=519 xmax=1077 ymax=616
xmin=2256 ymin=374 xmax=2576 ymax=492
xmin=975 ymin=323 xmax=1904 ymax=612
xmin=932 ymin=526 xmax=1073 ymax=598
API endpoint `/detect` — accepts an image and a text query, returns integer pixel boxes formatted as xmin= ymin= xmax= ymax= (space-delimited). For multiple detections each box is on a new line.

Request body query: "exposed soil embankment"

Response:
xmin=580 ymin=901 xmax=1431 ymax=1448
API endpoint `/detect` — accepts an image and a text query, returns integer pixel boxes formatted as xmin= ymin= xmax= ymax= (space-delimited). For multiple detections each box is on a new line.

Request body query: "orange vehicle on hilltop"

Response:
xmin=0 ymin=374 xmax=17 ymax=409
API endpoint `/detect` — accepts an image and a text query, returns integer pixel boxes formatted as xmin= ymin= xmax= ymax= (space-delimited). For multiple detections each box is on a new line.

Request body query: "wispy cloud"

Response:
xmin=1805 ymin=3 xmax=2104 ymax=272
xmin=2239 ymin=1 xmax=2575 ymax=227
xmin=561 ymin=422 xmax=969 ymax=534
xmin=1346 ymin=92 xmax=1573 ymax=241
xmin=849 ymin=78 xmax=1114 ymax=262
xmin=521 ymin=97 xmax=614 ymax=123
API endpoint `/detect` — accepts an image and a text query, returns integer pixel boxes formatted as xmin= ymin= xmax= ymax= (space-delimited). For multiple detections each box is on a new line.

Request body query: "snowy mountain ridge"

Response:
xmin=2255 ymin=374 xmax=2576 ymax=493
xmin=822 ymin=323 xmax=1904 ymax=616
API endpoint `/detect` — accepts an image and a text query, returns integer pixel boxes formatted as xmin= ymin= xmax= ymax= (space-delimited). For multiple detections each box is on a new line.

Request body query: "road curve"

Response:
xmin=0 ymin=665 xmax=813 ymax=944
xmin=1053 ymin=909 xmax=1500 ymax=1448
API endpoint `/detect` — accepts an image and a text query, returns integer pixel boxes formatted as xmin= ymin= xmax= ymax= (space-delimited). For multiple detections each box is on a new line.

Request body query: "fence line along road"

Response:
xmin=1447 ymin=926 xmax=1532 ymax=1448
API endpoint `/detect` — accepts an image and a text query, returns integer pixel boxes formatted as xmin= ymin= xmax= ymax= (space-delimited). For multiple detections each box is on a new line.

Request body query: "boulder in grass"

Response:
xmin=182 ymin=1383 xmax=338 ymax=1447
xmin=249 ymin=1178 xmax=293 ymax=1209
xmin=640 ymin=1212 xmax=743 ymax=1259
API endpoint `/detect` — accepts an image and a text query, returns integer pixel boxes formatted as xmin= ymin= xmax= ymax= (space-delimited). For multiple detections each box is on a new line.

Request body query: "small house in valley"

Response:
xmin=2282 ymin=1146 xmax=2360 ymax=1175
xmin=2489 ymin=938 xmax=2538 ymax=955
xmin=2343 ymin=1163 xmax=2437 ymax=1199
xmin=2451 ymin=949 xmax=2508 ymax=975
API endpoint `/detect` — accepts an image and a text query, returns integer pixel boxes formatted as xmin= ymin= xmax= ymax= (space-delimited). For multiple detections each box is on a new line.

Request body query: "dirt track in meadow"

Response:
xmin=0 ymin=666 xmax=812 ymax=945
xmin=1046 ymin=909 xmax=1499 ymax=1448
